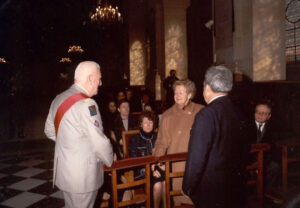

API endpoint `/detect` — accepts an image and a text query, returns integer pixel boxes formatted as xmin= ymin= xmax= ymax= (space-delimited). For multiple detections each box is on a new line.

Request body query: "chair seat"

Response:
xmin=245 ymin=195 xmax=262 ymax=208
xmin=174 ymin=205 xmax=194 ymax=208
xmin=264 ymin=187 xmax=285 ymax=204
xmin=99 ymin=200 xmax=109 ymax=208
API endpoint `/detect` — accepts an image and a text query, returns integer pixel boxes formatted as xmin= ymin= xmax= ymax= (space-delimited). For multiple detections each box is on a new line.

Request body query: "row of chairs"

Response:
xmin=276 ymin=139 xmax=300 ymax=191
xmin=123 ymin=130 xmax=300 ymax=200
xmin=101 ymin=143 xmax=270 ymax=208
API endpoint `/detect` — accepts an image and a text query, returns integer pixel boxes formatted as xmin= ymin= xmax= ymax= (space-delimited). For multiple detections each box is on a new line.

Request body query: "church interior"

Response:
xmin=0 ymin=0 xmax=300 ymax=207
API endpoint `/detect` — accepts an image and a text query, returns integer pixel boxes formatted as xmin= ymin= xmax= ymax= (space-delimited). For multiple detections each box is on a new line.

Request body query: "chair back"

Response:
xmin=132 ymin=111 xmax=142 ymax=116
xmin=158 ymin=144 xmax=270 ymax=208
xmin=245 ymin=143 xmax=270 ymax=208
xmin=276 ymin=138 xmax=300 ymax=190
xmin=104 ymin=156 xmax=157 ymax=208
xmin=122 ymin=130 xmax=140 ymax=158
xmin=158 ymin=152 xmax=189 ymax=208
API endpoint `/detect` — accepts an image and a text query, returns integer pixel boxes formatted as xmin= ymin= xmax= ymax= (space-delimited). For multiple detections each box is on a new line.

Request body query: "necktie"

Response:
xmin=257 ymin=124 xmax=262 ymax=142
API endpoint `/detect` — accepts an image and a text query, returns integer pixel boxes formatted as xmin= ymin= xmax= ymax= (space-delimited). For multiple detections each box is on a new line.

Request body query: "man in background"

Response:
xmin=163 ymin=69 xmax=178 ymax=109
xmin=248 ymin=101 xmax=281 ymax=189
xmin=44 ymin=61 xmax=113 ymax=208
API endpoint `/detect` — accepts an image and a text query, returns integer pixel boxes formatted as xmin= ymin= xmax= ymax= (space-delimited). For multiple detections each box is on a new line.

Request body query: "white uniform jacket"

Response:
xmin=44 ymin=84 xmax=113 ymax=193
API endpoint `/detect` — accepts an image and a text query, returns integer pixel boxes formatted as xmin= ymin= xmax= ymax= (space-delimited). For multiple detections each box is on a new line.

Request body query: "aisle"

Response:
xmin=0 ymin=151 xmax=64 ymax=208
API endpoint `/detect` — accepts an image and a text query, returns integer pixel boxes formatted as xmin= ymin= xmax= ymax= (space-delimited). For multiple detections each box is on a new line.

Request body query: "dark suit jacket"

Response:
xmin=112 ymin=114 xmax=138 ymax=159
xmin=247 ymin=120 xmax=280 ymax=163
xmin=182 ymin=96 xmax=247 ymax=208
xmin=247 ymin=120 xmax=276 ymax=143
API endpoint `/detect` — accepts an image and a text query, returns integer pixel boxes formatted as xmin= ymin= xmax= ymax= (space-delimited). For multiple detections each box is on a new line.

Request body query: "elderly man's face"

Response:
xmin=255 ymin=104 xmax=271 ymax=124
xmin=90 ymin=70 xmax=102 ymax=96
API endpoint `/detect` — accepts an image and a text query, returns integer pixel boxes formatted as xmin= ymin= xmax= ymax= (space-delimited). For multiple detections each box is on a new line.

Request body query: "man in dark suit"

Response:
xmin=110 ymin=99 xmax=138 ymax=159
xmin=182 ymin=65 xmax=247 ymax=208
xmin=163 ymin=69 xmax=178 ymax=109
xmin=248 ymin=101 xmax=281 ymax=189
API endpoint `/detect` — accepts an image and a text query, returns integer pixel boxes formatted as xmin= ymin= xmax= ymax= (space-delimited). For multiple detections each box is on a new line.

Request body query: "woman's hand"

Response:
xmin=152 ymin=163 xmax=165 ymax=178
xmin=153 ymin=169 xmax=161 ymax=178
xmin=157 ymin=163 xmax=165 ymax=170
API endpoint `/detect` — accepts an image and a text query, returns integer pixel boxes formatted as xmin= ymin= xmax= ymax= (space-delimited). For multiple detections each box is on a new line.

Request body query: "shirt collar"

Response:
xmin=255 ymin=120 xmax=266 ymax=129
xmin=74 ymin=83 xmax=89 ymax=96
xmin=208 ymin=95 xmax=226 ymax=104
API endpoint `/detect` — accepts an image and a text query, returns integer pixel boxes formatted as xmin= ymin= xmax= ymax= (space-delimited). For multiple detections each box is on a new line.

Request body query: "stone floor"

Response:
xmin=1 ymin=141 xmax=299 ymax=207
xmin=0 ymin=147 xmax=109 ymax=208
xmin=0 ymin=150 xmax=64 ymax=208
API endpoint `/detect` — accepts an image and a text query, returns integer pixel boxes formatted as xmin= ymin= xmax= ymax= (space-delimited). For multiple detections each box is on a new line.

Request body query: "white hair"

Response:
xmin=204 ymin=65 xmax=233 ymax=93
xmin=74 ymin=61 xmax=100 ymax=81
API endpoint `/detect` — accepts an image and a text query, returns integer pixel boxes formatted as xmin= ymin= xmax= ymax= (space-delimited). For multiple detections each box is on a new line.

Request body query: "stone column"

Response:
xmin=233 ymin=0 xmax=285 ymax=81
xmin=163 ymin=0 xmax=190 ymax=79
xmin=252 ymin=0 xmax=286 ymax=81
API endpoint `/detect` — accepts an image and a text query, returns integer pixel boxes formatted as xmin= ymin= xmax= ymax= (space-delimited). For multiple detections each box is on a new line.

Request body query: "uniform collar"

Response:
xmin=72 ymin=83 xmax=89 ymax=96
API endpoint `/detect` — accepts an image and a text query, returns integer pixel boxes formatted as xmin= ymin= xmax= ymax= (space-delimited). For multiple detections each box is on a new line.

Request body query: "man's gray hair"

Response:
xmin=74 ymin=61 xmax=100 ymax=80
xmin=204 ymin=65 xmax=233 ymax=93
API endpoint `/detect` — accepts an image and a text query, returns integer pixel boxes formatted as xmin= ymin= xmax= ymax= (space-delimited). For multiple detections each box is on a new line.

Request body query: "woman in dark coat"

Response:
xmin=129 ymin=111 xmax=165 ymax=208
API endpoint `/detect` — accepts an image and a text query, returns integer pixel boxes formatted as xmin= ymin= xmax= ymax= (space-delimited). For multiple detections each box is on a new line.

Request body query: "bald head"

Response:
xmin=74 ymin=61 xmax=102 ymax=97
xmin=74 ymin=61 xmax=100 ymax=81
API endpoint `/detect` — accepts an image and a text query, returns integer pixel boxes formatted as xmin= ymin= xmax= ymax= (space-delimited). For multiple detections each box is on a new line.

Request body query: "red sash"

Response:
xmin=54 ymin=93 xmax=88 ymax=135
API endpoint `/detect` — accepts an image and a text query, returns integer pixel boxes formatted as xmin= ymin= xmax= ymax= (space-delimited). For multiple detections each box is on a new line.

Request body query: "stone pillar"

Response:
xmin=154 ymin=0 xmax=166 ymax=100
xmin=163 ymin=0 xmax=190 ymax=80
xmin=252 ymin=0 xmax=286 ymax=81
xmin=233 ymin=0 xmax=253 ymax=80
xmin=127 ymin=0 xmax=148 ymax=86
xmin=233 ymin=0 xmax=285 ymax=81
xmin=215 ymin=0 xmax=234 ymax=65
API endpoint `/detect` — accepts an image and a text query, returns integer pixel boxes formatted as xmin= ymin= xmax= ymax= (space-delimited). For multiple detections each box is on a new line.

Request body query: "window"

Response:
xmin=285 ymin=0 xmax=300 ymax=64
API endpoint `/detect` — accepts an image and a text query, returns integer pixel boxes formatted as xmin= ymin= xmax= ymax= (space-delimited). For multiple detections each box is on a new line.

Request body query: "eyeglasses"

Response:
xmin=255 ymin=111 xmax=270 ymax=116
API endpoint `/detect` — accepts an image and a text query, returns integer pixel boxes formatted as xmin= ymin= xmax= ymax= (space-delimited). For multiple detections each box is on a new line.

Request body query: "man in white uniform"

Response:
xmin=44 ymin=61 xmax=113 ymax=208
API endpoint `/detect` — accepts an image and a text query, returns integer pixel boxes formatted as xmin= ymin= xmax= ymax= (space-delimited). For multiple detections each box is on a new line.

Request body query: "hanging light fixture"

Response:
xmin=90 ymin=0 xmax=122 ymax=25
xmin=67 ymin=45 xmax=84 ymax=53
xmin=59 ymin=57 xmax=72 ymax=63
xmin=0 ymin=58 xmax=7 ymax=63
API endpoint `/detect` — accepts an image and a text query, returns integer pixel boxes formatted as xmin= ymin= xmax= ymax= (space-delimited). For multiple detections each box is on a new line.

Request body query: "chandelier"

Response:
xmin=68 ymin=45 xmax=84 ymax=53
xmin=90 ymin=0 xmax=122 ymax=25
xmin=59 ymin=57 xmax=72 ymax=63
xmin=0 ymin=58 xmax=7 ymax=63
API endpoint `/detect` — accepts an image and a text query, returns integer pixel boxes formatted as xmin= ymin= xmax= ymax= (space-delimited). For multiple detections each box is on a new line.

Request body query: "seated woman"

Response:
xmin=102 ymin=100 xmax=118 ymax=136
xmin=129 ymin=111 xmax=166 ymax=208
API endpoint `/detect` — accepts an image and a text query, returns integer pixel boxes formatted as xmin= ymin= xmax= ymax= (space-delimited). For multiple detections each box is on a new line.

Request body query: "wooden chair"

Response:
xmin=99 ymin=201 xmax=109 ymax=208
xmin=103 ymin=156 xmax=157 ymax=208
xmin=245 ymin=143 xmax=270 ymax=208
xmin=157 ymin=144 xmax=269 ymax=208
xmin=121 ymin=129 xmax=159 ymax=202
xmin=276 ymin=138 xmax=300 ymax=191
xmin=158 ymin=152 xmax=194 ymax=208
xmin=122 ymin=129 xmax=140 ymax=159
xmin=132 ymin=111 xmax=142 ymax=116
